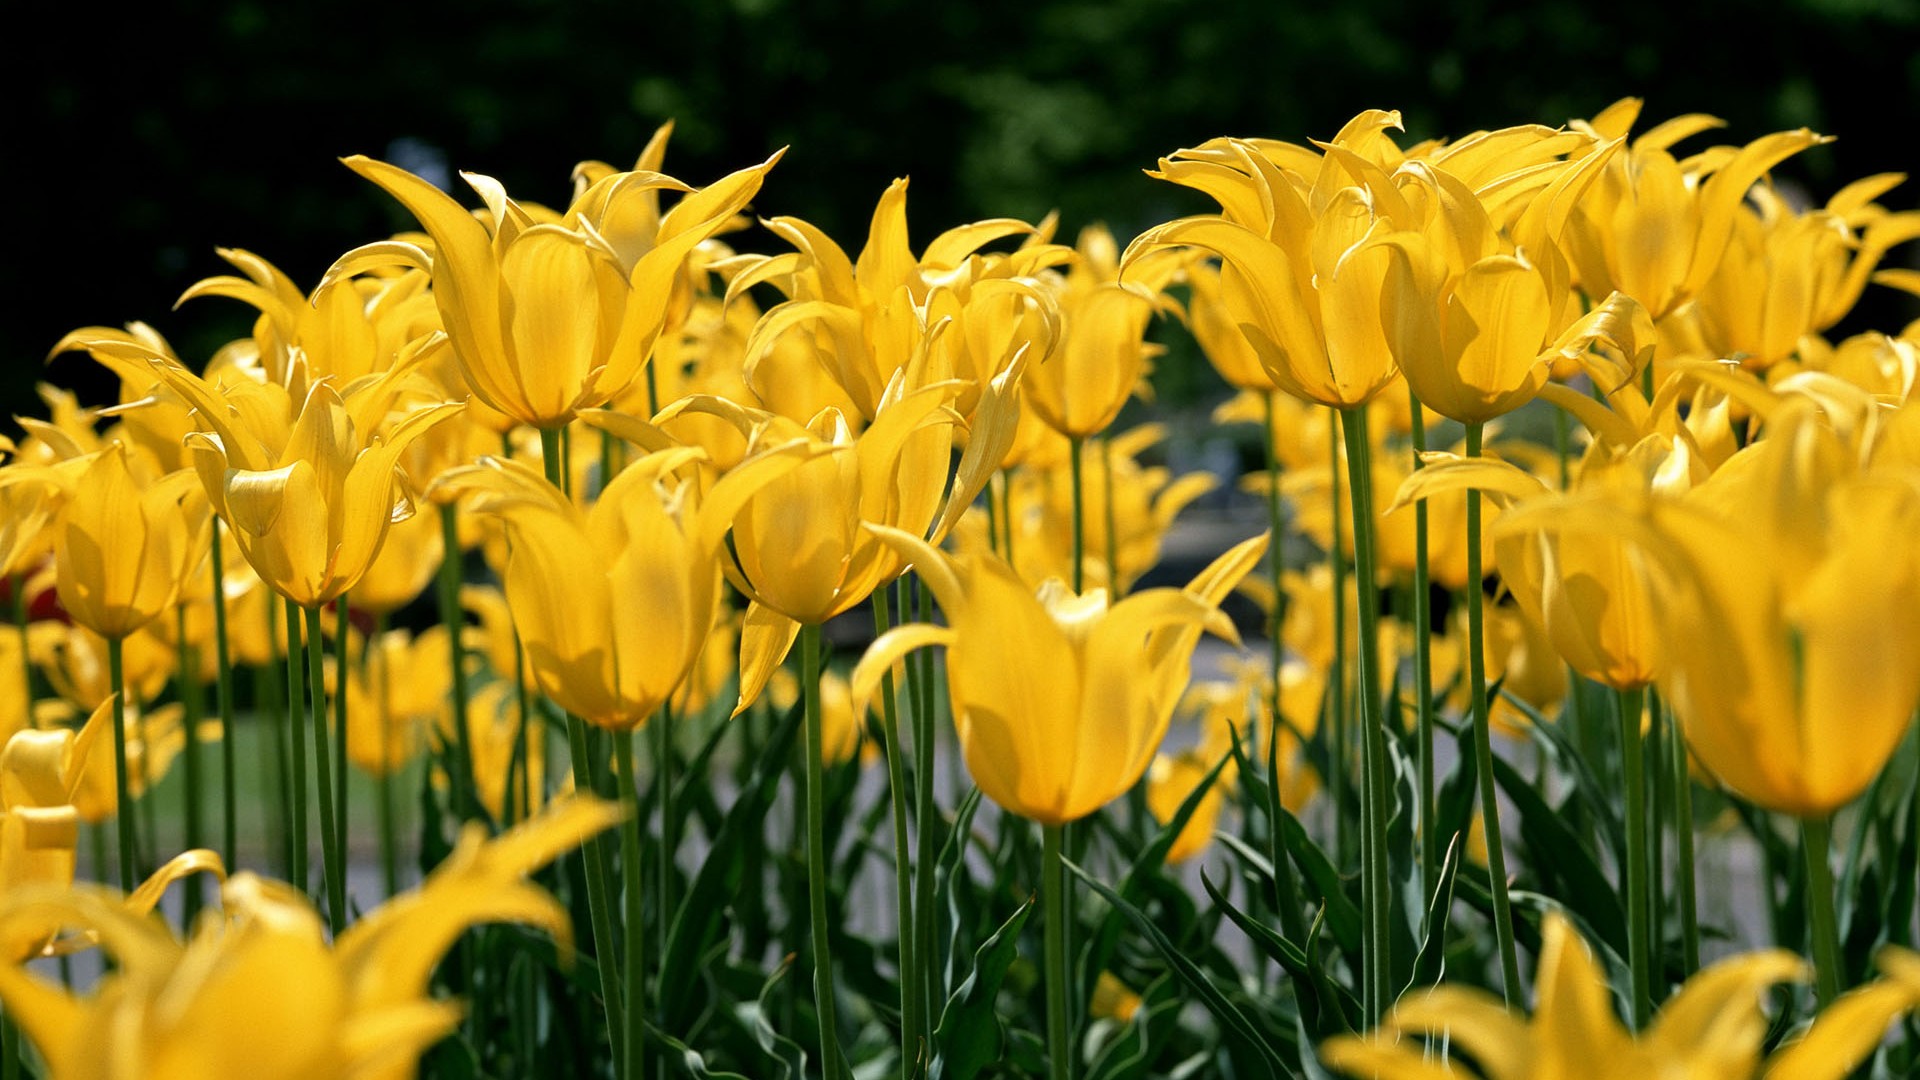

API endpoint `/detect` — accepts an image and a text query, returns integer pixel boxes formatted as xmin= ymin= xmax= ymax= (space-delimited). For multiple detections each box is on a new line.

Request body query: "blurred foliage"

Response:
xmin=11 ymin=0 xmax=1919 ymax=422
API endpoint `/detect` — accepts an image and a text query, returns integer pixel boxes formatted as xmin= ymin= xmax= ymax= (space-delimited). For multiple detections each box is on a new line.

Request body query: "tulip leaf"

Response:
xmin=1402 ymin=834 xmax=1462 ymax=995
xmin=660 ymin=697 xmax=804 ymax=1030
xmin=1274 ymin=809 xmax=1363 ymax=958
xmin=1066 ymin=858 xmax=1294 ymax=1078
xmin=735 ymin=955 xmax=809 ymax=1080
xmin=1085 ymin=974 xmax=1183 ymax=1080
xmin=935 ymin=786 xmax=985 ymax=995
xmin=1490 ymin=750 xmax=1628 ymax=957
xmin=1080 ymin=748 xmax=1234 ymax=1005
xmin=652 ymin=1028 xmax=755 ymax=1080
xmin=1500 ymin=687 xmax=1625 ymax=865
xmin=928 ymin=895 xmax=1034 ymax=1080
xmin=1200 ymin=869 xmax=1359 ymax=1039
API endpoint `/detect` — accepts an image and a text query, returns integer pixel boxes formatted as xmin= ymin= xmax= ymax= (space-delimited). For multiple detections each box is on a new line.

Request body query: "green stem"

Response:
xmin=285 ymin=599 xmax=308 ymax=895
xmin=1068 ymin=436 xmax=1086 ymax=595
xmin=175 ymin=605 xmax=203 ymax=924
xmin=376 ymin=611 xmax=398 ymax=899
xmin=616 ymin=732 xmax=648 ymax=1080
xmin=1408 ymin=389 xmax=1438 ymax=898
xmin=1261 ymin=393 xmax=1307 ymax=947
xmin=437 ymin=502 xmax=475 ymax=819
xmin=1671 ymin=702 xmax=1699 ymax=977
xmin=210 ymin=521 xmax=238 ymax=872
xmin=1 ymin=1011 xmax=16 ymax=1080
xmin=1617 ymin=684 xmax=1652 ymax=1028
xmin=1466 ymin=422 xmax=1523 ymax=1007
xmin=335 ymin=595 xmax=350 ymax=874
xmin=1042 ymin=823 xmax=1070 ymax=1080
xmin=910 ymin=576 xmax=940 ymax=1031
xmin=1101 ymin=438 xmax=1119 ymax=595
xmin=107 ymin=635 xmax=135 ymax=891
xmin=1648 ymin=685 xmax=1667 ymax=1003
xmin=999 ymin=468 xmax=1017 ymax=564
xmin=1338 ymin=407 xmax=1391 ymax=1021
xmin=873 ymin=588 xmax=922 ymax=1069
xmin=306 ymin=605 xmax=345 ymax=934
xmin=1803 ymin=815 xmax=1843 ymax=1005
xmin=543 ymin=425 xmax=625 ymax=1073
xmin=1327 ymin=414 xmax=1350 ymax=868
xmin=802 ymin=623 xmax=846 ymax=1079
xmin=652 ymin=699 xmax=675 ymax=1080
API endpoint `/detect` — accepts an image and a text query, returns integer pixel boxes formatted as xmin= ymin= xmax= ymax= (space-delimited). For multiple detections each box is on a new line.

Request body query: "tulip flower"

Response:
xmin=333 ymin=149 xmax=783 ymax=429
xmin=51 ymin=446 xmax=196 ymax=642
xmin=435 ymin=443 xmax=810 ymax=731
xmin=1321 ymin=913 xmax=1806 ymax=1079
xmin=0 ymin=795 xmax=622 ymax=1080
xmin=1561 ymin=99 xmax=1827 ymax=319
xmin=851 ymin=528 xmax=1264 ymax=827
xmin=1023 ymin=224 xmax=1176 ymax=439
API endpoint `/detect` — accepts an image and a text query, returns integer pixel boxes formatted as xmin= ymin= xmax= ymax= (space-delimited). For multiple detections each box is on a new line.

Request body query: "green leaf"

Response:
xmin=660 ymin=697 xmax=805 ymax=1030
xmin=1403 ymin=833 xmax=1461 ymax=994
xmin=734 ymin=955 xmax=809 ymax=1080
xmin=929 ymin=896 xmax=1036 ymax=1080
xmin=1067 ymin=858 xmax=1295 ymax=1078
xmin=1200 ymin=870 xmax=1358 ymax=1039
xmin=1490 ymin=749 xmax=1627 ymax=956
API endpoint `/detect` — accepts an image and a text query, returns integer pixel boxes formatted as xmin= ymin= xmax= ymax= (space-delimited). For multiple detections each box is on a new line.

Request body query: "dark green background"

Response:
xmin=12 ymin=0 xmax=1919 ymax=426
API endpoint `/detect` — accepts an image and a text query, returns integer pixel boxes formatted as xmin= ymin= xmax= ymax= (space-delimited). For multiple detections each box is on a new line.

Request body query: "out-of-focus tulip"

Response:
xmin=349 ymin=501 xmax=444 ymax=616
xmin=337 ymin=626 xmax=452 ymax=778
xmin=52 ymin=446 xmax=197 ymax=641
xmin=30 ymin=623 xmax=173 ymax=712
xmin=1561 ymin=99 xmax=1827 ymax=319
xmin=965 ymin=423 xmax=1215 ymax=595
xmin=438 ymin=444 xmax=809 ymax=730
xmin=0 ymin=699 xmax=106 ymax=902
xmin=1321 ymin=913 xmax=1804 ymax=1079
xmin=1690 ymin=173 xmax=1920 ymax=373
xmin=852 ymin=529 xmax=1265 ymax=826
xmin=0 ymin=796 xmax=622 ymax=1080
xmin=452 ymin=681 xmax=555 ymax=823
xmin=70 ymin=702 xmax=205 ymax=825
xmin=334 ymin=150 xmax=782 ymax=429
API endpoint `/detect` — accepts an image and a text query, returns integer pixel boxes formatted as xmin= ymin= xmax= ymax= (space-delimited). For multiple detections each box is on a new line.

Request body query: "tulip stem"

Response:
xmin=437 ymin=502 xmax=476 ymax=819
xmin=1465 ymin=422 xmax=1523 ymax=1008
xmin=1042 ymin=823 xmax=1071 ymax=1080
xmin=335 ymin=595 xmax=350 ymax=876
xmin=1648 ymin=686 xmax=1668 ymax=1003
xmin=306 ymin=605 xmax=345 ymax=935
xmin=1068 ymin=436 xmax=1086 ymax=594
xmin=1407 ymin=388 xmax=1439 ymax=899
xmin=258 ymin=609 xmax=292 ymax=878
xmin=653 ymin=699 xmax=676 ymax=1080
xmin=873 ymin=588 xmax=923 ymax=1069
xmin=1101 ymin=437 xmax=1120 ymax=595
xmin=801 ymin=623 xmax=847 ymax=1080
xmin=543 ymin=425 xmax=626 ymax=1073
xmin=1616 ymin=683 xmax=1651 ymax=1028
xmin=376 ymin=611 xmax=398 ymax=898
xmin=1803 ymin=815 xmax=1844 ymax=1005
xmin=174 ymin=606 xmax=204 ymax=924
xmin=908 ymin=575 xmax=941 ymax=1034
xmin=285 ymin=599 xmax=308 ymax=895
xmin=1670 ymin=701 xmax=1699 ymax=977
xmin=615 ymin=731 xmax=648 ymax=1080
xmin=106 ymin=634 xmax=135 ymax=891
xmin=1339 ymin=407 xmax=1392 ymax=1021
xmin=210 ymin=519 xmax=238 ymax=872
xmin=1261 ymin=393 xmax=1307 ymax=947
xmin=1327 ymin=414 xmax=1350 ymax=869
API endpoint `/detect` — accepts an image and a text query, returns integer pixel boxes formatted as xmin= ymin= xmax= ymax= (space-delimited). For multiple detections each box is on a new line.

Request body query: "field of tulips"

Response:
xmin=6 ymin=98 xmax=1920 ymax=1078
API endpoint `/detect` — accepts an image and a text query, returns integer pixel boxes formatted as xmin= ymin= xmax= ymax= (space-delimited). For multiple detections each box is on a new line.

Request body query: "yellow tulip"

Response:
xmin=165 ymin=367 xmax=464 ymax=610
xmin=29 ymin=622 xmax=174 ymax=713
xmin=437 ymin=443 xmax=809 ymax=730
xmin=178 ymin=248 xmax=442 ymax=385
xmin=52 ymin=445 xmax=198 ymax=641
xmin=0 ymin=795 xmax=621 ymax=1080
xmin=1499 ymin=403 xmax=1920 ymax=815
xmin=1561 ymin=99 xmax=1827 ymax=319
xmin=963 ymin=423 xmax=1216 ymax=595
xmin=455 ymin=681 xmax=554 ymax=823
xmin=336 ymin=627 xmax=452 ymax=778
xmin=333 ymin=150 xmax=782 ymax=429
xmin=1322 ymin=913 xmax=1804 ymax=1080
xmin=1022 ymin=224 xmax=1174 ymax=439
xmin=349 ymin=498 xmax=444 ymax=616
xmin=732 ymin=177 xmax=1061 ymax=423
xmin=1767 ymin=947 xmax=1920 ymax=1079
xmin=1693 ymin=172 xmax=1920 ymax=372
xmin=852 ymin=528 xmax=1265 ymax=826
xmin=0 ymin=698 xmax=106 ymax=898
xmin=459 ymin=584 xmax=532 ymax=687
